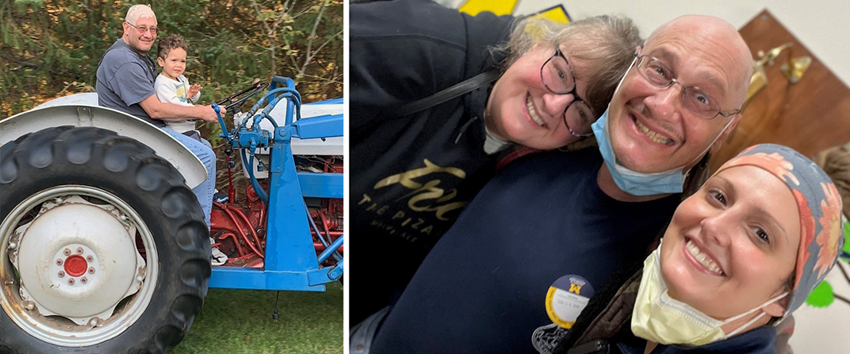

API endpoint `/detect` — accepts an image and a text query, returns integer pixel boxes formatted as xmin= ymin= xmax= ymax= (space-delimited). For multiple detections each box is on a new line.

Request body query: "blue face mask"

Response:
xmin=591 ymin=110 xmax=686 ymax=196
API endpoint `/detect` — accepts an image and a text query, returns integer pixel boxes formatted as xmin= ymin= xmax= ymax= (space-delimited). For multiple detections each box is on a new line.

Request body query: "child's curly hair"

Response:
xmin=157 ymin=34 xmax=188 ymax=59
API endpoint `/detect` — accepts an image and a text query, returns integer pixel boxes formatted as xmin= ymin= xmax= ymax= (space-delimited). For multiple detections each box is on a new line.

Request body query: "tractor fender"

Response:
xmin=0 ymin=99 xmax=207 ymax=188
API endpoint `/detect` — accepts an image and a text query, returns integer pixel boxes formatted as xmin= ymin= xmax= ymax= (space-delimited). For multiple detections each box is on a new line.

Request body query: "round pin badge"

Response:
xmin=545 ymin=275 xmax=594 ymax=329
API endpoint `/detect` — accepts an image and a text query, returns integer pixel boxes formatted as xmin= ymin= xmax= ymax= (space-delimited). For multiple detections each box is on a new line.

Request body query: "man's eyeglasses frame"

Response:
xmin=632 ymin=50 xmax=742 ymax=120
xmin=126 ymin=22 xmax=158 ymax=35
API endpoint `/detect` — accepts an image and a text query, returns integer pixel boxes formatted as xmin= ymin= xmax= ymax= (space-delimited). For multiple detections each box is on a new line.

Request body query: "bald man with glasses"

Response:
xmin=96 ymin=5 xmax=225 ymax=239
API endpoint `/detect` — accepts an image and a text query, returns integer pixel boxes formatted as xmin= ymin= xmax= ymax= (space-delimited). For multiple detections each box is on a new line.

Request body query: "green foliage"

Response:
xmin=0 ymin=0 xmax=342 ymax=119
xmin=805 ymin=280 xmax=834 ymax=308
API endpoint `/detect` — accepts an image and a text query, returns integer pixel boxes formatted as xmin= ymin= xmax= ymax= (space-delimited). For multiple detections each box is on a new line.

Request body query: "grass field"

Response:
xmin=171 ymin=283 xmax=343 ymax=354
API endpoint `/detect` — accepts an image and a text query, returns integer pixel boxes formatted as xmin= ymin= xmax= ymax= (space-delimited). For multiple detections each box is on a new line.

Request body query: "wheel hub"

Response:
xmin=63 ymin=254 xmax=87 ymax=277
xmin=50 ymin=244 xmax=100 ymax=287
xmin=9 ymin=195 xmax=145 ymax=325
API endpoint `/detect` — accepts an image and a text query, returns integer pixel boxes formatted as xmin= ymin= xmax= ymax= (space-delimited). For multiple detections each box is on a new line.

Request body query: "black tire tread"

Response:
xmin=0 ymin=126 xmax=211 ymax=354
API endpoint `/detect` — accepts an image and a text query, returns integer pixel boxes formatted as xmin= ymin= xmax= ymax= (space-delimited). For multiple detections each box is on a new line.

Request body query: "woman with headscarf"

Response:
xmin=555 ymin=144 xmax=845 ymax=354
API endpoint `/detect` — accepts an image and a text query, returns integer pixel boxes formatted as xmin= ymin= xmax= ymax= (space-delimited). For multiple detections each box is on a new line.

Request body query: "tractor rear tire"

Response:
xmin=0 ymin=126 xmax=211 ymax=353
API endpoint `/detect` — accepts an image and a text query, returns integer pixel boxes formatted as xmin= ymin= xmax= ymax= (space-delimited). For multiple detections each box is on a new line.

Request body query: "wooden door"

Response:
xmin=711 ymin=10 xmax=850 ymax=171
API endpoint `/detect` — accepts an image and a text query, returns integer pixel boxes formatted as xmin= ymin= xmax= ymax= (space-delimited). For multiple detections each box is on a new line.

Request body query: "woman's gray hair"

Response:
xmin=496 ymin=15 xmax=641 ymax=116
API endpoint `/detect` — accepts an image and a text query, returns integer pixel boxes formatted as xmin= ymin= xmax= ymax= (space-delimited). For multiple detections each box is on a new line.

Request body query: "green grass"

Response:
xmin=171 ymin=283 xmax=343 ymax=354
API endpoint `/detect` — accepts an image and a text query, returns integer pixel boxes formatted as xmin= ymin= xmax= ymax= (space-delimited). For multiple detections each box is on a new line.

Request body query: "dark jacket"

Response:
xmin=350 ymin=0 xmax=514 ymax=323
xmin=369 ymin=148 xmax=683 ymax=354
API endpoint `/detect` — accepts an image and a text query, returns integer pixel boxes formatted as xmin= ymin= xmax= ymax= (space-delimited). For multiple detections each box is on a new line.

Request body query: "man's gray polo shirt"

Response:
xmin=96 ymin=38 xmax=165 ymax=127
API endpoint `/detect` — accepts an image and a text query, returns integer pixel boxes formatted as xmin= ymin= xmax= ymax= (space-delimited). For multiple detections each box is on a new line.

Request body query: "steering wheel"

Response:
xmin=215 ymin=78 xmax=268 ymax=114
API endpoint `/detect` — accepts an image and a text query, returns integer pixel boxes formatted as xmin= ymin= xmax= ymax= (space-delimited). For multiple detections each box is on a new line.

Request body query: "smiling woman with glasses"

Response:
xmin=350 ymin=0 xmax=644 ymax=350
xmin=485 ymin=16 xmax=642 ymax=150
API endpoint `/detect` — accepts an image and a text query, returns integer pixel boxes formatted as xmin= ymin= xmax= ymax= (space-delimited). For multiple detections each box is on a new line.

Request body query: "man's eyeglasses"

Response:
xmin=634 ymin=55 xmax=741 ymax=119
xmin=126 ymin=22 xmax=158 ymax=34
xmin=540 ymin=47 xmax=596 ymax=137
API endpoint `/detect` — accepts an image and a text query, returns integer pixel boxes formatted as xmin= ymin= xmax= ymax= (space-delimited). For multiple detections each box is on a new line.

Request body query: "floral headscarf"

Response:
xmin=714 ymin=144 xmax=845 ymax=316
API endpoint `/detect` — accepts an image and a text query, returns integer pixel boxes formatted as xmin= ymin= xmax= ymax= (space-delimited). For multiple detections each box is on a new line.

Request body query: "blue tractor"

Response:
xmin=0 ymin=77 xmax=342 ymax=353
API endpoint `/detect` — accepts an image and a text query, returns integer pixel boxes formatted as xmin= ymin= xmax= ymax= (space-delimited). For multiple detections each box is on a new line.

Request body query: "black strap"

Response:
xmin=390 ymin=68 xmax=500 ymax=117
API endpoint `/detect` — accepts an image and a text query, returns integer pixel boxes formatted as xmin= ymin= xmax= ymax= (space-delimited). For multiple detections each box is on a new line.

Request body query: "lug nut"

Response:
xmin=80 ymin=277 xmax=87 ymax=284
xmin=76 ymin=247 xmax=84 ymax=254
xmin=89 ymin=318 xmax=99 ymax=327
xmin=58 ymin=271 xmax=65 ymax=278
xmin=88 ymin=267 xmax=95 ymax=274
xmin=68 ymin=278 xmax=75 ymax=285
xmin=57 ymin=259 xmax=63 ymax=265
xmin=8 ymin=242 xmax=17 ymax=250
xmin=64 ymin=249 xmax=71 ymax=256
xmin=86 ymin=255 xmax=93 ymax=262
xmin=24 ymin=301 xmax=34 ymax=311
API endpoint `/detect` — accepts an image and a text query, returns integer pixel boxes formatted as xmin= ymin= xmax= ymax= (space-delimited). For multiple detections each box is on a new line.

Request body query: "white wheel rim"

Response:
xmin=0 ymin=185 xmax=160 ymax=347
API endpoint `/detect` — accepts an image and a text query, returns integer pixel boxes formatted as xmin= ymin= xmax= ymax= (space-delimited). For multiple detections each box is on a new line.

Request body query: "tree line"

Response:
xmin=1 ymin=0 xmax=343 ymax=120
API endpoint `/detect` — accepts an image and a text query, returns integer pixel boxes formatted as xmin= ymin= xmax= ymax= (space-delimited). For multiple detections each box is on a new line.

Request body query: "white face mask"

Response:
xmin=592 ymin=110 xmax=687 ymax=196
xmin=631 ymin=247 xmax=788 ymax=346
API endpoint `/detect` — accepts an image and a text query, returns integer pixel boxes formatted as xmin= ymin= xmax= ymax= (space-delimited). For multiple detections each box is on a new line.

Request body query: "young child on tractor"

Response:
xmin=155 ymin=33 xmax=227 ymax=266
xmin=155 ymin=34 xmax=203 ymax=140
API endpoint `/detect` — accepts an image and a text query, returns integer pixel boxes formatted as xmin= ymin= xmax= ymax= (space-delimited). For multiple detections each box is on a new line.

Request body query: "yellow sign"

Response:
xmin=459 ymin=0 xmax=520 ymax=16
xmin=455 ymin=1 xmax=571 ymax=24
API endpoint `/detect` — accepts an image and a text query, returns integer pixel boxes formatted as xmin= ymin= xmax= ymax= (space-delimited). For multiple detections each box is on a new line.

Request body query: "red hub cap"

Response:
xmin=64 ymin=255 xmax=88 ymax=277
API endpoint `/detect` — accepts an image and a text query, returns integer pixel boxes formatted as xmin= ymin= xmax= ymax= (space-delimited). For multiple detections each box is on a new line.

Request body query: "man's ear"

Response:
xmin=709 ymin=113 xmax=742 ymax=156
